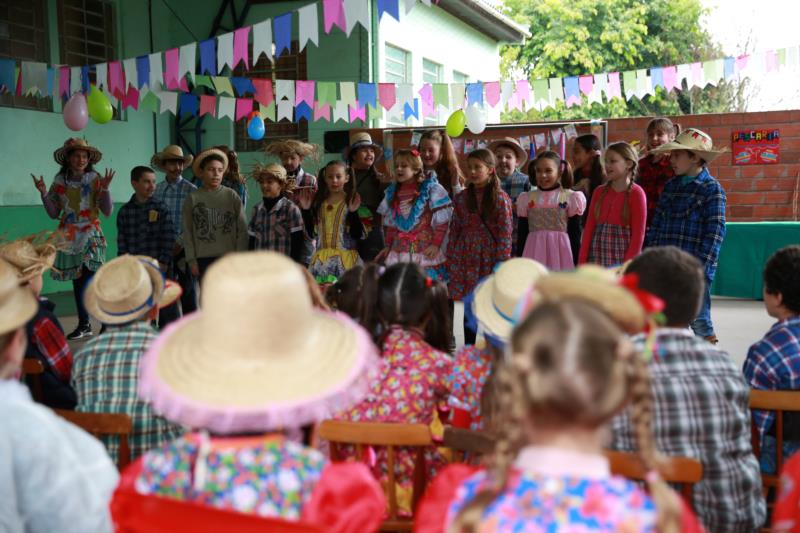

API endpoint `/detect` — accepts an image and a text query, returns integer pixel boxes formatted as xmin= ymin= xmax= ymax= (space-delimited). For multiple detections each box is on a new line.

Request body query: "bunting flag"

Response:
xmin=139 ymin=90 xmax=159 ymax=112
xmin=21 ymin=62 xmax=47 ymax=96
xmin=274 ymin=13 xmax=292 ymax=57
xmin=217 ymin=32 xmax=234 ymax=73
xmin=108 ymin=61 xmax=125 ymax=99
xmin=484 ymin=81 xmax=500 ymax=108
xmin=148 ymin=53 xmax=163 ymax=88
xmin=432 ymin=83 xmax=448 ymax=108
xmin=179 ymin=43 xmax=196 ymax=80
xmin=451 ymin=83 xmax=465 ymax=109
xmin=515 ymin=80 xmax=531 ymax=108
xmin=278 ymin=99 xmax=294 ymax=121
xmin=122 ymin=87 xmax=140 ymax=110
xmin=81 ymin=66 xmax=90 ymax=94
xmin=357 ymin=82 xmax=377 ymax=108
xmin=199 ymin=39 xmax=216 ymax=75
xmin=378 ymin=83 xmax=395 ymax=110
xmin=466 ymin=82 xmax=483 ymax=107
xmin=235 ymin=98 xmax=253 ymax=120
xmin=377 ymin=0 xmax=399 ymax=21
xmin=532 ymin=79 xmax=548 ymax=107
xmin=548 ymin=78 xmax=563 ymax=105
xmin=213 ymin=77 xmax=235 ymax=96
xmin=403 ymin=0 xmax=416 ymax=14
xmin=136 ymin=56 xmax=150 ymax=89
xmin=164 ymin=48 xmax=180 ymax=88
xmin=199 ymin=94 xmax=216 ymax=117
xmin=275 ymin=79 xmax=295 ymax=103
xmin=606 ymin=72 xmax=621 ymax=100
xmin=349 ymin=101 xmax=366 ymax=122
xmin=70 ymin=67 xmax=81 ymax=95
xmin=662 ymin=66 xmax=678 ymax=92
xmin=340 ymin=81 xmax=356 ymax=105
xmin=160 ymin=91 xmax=177 ymax=114
xmin=332 ymin=101 xmax=349 ymax=122
xmin=298 ymin=3 xmax=319 ymax=50
xmin=179 ymin=93 xmax=198 ymax=117
xmin=296 ymin=101 xmax=313 ymax=121
xmin=418 ymin=83 xmax=434 ymax=115
xmin=317 ymin=81 xmax=337 ymax=105
xmin=252 ymin=78 xmax=274 ymax=106
xmin=295 ymin=80 xmax=315 ymax=106
xmin=231 ymin=77 xmax=256 ymax=96
xmin=313 ymin=101 xmax=331 ymax=121
xmin=123 ymin=58 xmax=138 ymax=90
xmin=194 ymin=75 xmax=215 ymax=90
xmin=322 ymin=0 xmax=346 ymax=33
xmin=344 ymin=0 xmax=369 ymax=36
xmin=0 ymin=59 xmax=15 ymax=92
xmin=563 ymin=76 xmax=580 ymax=107
xmin=217 ymin=96 xmax=236 ymax=120
xmin=252 ymin=20 xmax=272 ymax=63
xmin=233 ymin=27 xmax=250 ymax=70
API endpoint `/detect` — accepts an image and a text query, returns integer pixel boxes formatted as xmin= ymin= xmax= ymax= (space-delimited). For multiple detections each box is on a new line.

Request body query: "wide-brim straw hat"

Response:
xmin=488 ymin=137 xmax=528 ymax=167
xmin=533 ymin=265 xmax=647 ymax=335
xmin=264 ymin=139 xmax=318 ymax=159
xmin=83 ymin=255 xmax=166 ymax=325
xmin=191 ymin=148 xmax=229 ymax=177
xmin=138 ymin=251 xmax=379 ymax=434
xmin=0 ymin=258 xmax=37 ymax=335
xmin=471 ymin=258 xmax=549 ymax=342
xmin=53 ymin=138 xmax=102 ymax=166
xmin=251 ymin=162 xmax=289 ymax=184
xmin=150 ymin=145 xmax=194 ymax=172
xmin=344 ymin=131 xmax=383 ymax=161
xmin=0 ymin=235 xmax=58 ymax=283
xmin=650 ymin=127 xmax=728 ymax=163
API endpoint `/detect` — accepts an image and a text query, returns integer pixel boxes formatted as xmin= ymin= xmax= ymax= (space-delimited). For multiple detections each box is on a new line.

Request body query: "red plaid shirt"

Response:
xmin=637 ymin=154 xmax=674 ymax=227
xmin=32 ymin=316 xmax=73 ymax=383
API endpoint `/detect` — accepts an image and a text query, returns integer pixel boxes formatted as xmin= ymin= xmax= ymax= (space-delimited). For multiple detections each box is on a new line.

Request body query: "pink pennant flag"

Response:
xmin=121 ymin=86 xmax=139 ymax=110
xmin=235 ymin=98 xmax=254 ymax=121
xmin=295 ymin=80 xmax=315 ymax=106
xmin=515 ymin=80 xmax=531 ymax=106
xmin=200 ymin=95 xmax=217 ymax=117
xmin=59 ymin=66 xmax=70 ymax=97
xmin=349 ymin=101 xmax=366 ymax=122
xmin=313 ymin=101 xmax=331 ymax=121
xmin=322 ymin=0 xmax=346 ymax=33
xmin=662 ymin=66 xmax=678 ymax=92
xmin=378 ymin=83 xmax=396 ymax=110
xmin=233 ymin=27 xmax=250 ymax=70
xmin=766 ymin=50 xmax=778 ymax=72
xmin=179 ymin=77 xmax=189 ymax=92
xmin=419 ymin=83 xmax=434 ymax=116
xmin=735 ymin=54 xmax=749 ymax=72
xmin=690 ymin=62 xmax=703 ymax=86
xmin=606 ymin=72 xmax=621 ymax=99
xmin=108 ymin=61 xmax=126 ymax=99
xmin=164 ymin=48 xmax=180 ymax=87
xmin=484 ymin=81 xmax=500 ymax=107
xmin=252 ymin=78 xmax=274 ymax=106
xmin=578 ymin=75 xmax=594 ymax=96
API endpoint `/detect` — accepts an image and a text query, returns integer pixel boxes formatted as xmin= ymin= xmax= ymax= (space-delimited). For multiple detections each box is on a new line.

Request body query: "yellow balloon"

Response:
xmin=88 ymin=85 xmax=113 ymax=124
xmin=445 ymin=109 xmax=466 ymax=137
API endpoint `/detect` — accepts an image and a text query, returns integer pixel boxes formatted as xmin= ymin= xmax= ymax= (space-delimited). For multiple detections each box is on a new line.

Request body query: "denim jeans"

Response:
xmin=691 ymin=277 xmax=715 ymax=338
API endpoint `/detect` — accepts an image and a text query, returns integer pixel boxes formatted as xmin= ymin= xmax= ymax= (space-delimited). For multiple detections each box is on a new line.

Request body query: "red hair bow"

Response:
xmin=410 ymin=148 xmax=420 ymax=157
xmin=619 ymin=273 xmax=665 ymax=315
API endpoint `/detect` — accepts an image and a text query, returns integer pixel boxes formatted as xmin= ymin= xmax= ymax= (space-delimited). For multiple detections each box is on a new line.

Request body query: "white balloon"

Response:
xmin=465 ymin=105 xmax=486 ymax=134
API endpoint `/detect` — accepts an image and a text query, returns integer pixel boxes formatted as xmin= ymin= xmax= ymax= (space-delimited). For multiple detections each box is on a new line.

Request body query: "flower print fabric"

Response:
xmin=447 ymin=346 xmax=494 ymax=431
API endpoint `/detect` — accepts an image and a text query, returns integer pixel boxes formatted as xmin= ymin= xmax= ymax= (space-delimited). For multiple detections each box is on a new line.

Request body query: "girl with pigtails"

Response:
xmin=415 ymin=269 xmax=703 ymax=533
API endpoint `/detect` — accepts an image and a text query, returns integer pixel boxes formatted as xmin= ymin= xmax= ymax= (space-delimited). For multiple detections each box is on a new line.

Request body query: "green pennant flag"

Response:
xmin=317 ymin=82 xmax=337 ymax=106
xmin=194 ymin=75 xmax=214 ymax=90
xmin=213 ymin=76 xmax=235 ymax=96
xmin=778 ymin=48 xmax=787 ymax=67
xmin=139 ymin=91 xmax=160 ymax=112
xmin=432 ymin=83 xmax=449 ymax=107
xmin=368 ymin=103 xmax=382 ymax=120
xmin=622 ymin=70 xmax=636 ymax=96
xmin=261 ymin=101 xmax=276 ymax=122
xmin=532 ymin=79 xmax=548 ymax=103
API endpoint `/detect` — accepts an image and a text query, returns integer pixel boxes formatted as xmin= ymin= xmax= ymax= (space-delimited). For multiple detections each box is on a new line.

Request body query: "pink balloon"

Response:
xmin=63 ymin=93 xmax=88 ymax=131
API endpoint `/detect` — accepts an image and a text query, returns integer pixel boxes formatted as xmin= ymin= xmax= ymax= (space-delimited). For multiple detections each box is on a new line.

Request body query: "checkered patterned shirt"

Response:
xmin=645 ymin=168 xmax=726 ymax=281
xmin=154 ymin=176 xmax=197 ymax=246
xmin=744 ymin=316 xmax=800 ymax=440
xmin=248 ymin=197 xmax=304 ymax=256
xmin=500 ymin=170 xmax=531 ymax=253
xmin=71 ymin=321 xmax=184 ymax=463
xmin=31 ymin=315 xmax=72 ymax=383
xmin=117 ymin=195 xmax=175 ymax=266
xmin=610 ymin=329 xmax=766 ymax=533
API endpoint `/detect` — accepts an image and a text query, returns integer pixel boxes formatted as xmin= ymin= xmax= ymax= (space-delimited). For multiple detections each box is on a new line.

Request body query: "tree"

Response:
xmin=499 ymin=0 xmax=751 ymax=121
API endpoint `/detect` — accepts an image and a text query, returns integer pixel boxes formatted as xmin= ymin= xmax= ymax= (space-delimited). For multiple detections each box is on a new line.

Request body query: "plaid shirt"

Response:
xmin=645 ymin=168 xmax=726 ymax=281
xmin=500 ymin=170 xmax=531 ymax=253
xmin=744 ymin=316 xmax=800 ymax=440
xmin=72 ymin=321 xmax=184 ymax=463
xmin=154 ymin=176 xmax=196 ymax=246
xmin=117 ymin=195 xmax=175 ymax=266
xmin=248 ymin=197 xmax=304 ymax=256
xmin=31 ymin=315 xmax=72 ymax=383
xmin=636 ymin=154 xmax=674 ymax=228
xmin=610 ymin=329 xmax=766 ymax=533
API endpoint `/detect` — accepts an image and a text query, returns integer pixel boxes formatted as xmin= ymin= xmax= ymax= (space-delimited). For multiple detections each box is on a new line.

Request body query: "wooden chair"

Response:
xmin=442 ymin=426 xmax=494 ymax=464
xmin=20 ymin=358 xmax=44 ymax=402
xmin=54 ymin=409 xmax=133 ymax=470
xmin=317 ymin=420 xmax=434 ymax=531
xmin=604 ymin=450 xmax=703 ymax=504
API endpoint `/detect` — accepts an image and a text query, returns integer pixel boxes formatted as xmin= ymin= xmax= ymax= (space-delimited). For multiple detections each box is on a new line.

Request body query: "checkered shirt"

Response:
xmin=31 ymin=315 xmax=72 ymax=383
xmin=501 ymin=170 xmax=531 ymax=253
xmin=71 ymin=321 xmax=184 ymax=463
xmin=610 ymin=329 xmax=766 ymax=533
xmin=744 ymin=316 xmax=800 ymax=440
xmin=154 ymin=176 xmax=197 ymax=246
xmin=247 ymin=197 xmax=304 ymax=256
xmin=645 ymin=168 xmax=726 ymax=281
xmin=116 ymin=195 xmax=175 ymax=266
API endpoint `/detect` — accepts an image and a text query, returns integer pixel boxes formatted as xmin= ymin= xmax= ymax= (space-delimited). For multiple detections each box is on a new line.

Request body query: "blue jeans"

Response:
xmin=691 ymin=278 xmax=715 ymax=338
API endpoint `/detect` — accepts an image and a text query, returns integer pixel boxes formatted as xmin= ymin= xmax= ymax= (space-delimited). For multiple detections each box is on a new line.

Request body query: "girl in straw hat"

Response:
xmin=31 ymin=137 xmax=116 ymax=341
xmin=346 ymin=131 xmax=388 ymax=262
xmin=248 ymin=163 xmax=305 ymax=263
xmin=419 ymin=129 xmax=465 ymax=198
xmin=488 ymin=136 xmax=531 ymax=251
xmin=117 ymin=252 xmax=384 ymax=531
xmin=645 ymin=127 xmax=728 ymax=344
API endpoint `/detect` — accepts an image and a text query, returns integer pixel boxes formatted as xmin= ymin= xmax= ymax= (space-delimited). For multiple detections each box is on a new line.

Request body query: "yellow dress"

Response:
xmin=308 ymin=198 xmax=361 ymax=283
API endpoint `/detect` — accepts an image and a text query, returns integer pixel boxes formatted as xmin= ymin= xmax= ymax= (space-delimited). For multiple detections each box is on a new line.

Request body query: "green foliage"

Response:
xmin=499 ymin=0 xmax=749 ymax=121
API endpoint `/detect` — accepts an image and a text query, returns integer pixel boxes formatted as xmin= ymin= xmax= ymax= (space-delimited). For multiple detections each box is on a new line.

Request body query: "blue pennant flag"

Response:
xmin=295 ymin=101 xmax=312 ymax=122
xmin=0 ymin=59 xmax=14 ymax=92
xmin=357 ymin=83 xmax=377 ymax=109
xmin=179 ymin=93 xmax=198 ymax=117
xmin=231 ymin=77 xmax=256 ymax=96
xmin=199 ymin=38 xmax=216 ymax=75
xmin=724 ymin=57 xmax=735 ymax=80
xmin=46 ymin=67 xmax=55 ymax=96
xmin=274 ymin=13 xmax=293 ymax=57
xmin=650 ymin=67 xmax=664 ymax=90
xmin=403 ymin=99 xmax=419 ymax=120
xmin=377 ymin=0 xmax=399 ymax=21
xmin=81 ymin=66 xmax=90 ymax=93
xmin=466 ymin=82 xmax=484 ymax=107
xmin=136 ymin=56 xmax=150 ymax=89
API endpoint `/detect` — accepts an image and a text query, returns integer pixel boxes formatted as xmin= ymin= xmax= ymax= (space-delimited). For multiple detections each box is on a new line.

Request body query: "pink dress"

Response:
xmin=517 ymin=188 xmax=586 ymax=271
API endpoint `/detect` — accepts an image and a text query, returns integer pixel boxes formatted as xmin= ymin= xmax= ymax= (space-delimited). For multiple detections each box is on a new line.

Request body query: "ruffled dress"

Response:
xmin=308 ymin=198 xmax=363 ymax=284
xmin=516 ymin=187 xmax=586 ymax=271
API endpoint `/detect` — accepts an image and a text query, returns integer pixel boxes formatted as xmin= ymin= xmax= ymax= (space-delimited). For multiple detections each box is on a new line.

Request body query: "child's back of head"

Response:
xmin=764 ymin=245 xmax=800 ymax=316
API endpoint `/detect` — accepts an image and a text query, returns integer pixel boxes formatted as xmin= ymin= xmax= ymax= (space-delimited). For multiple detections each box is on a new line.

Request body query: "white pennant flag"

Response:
xmin=217 ymin=32 xmax=234 ymax=73
xmin=278 ymin=100 xmax=294 ymax=121
xmin=149 ymin=53 xmax=163 ymax=89
xmin=275 ymin=79 xmax=295 ymax=103
xmin=123 ymin=58 xmax=138 ymax=90
xmin=636 ymin=69 xmax=652 ymax=98
xmin=339 ymin=82 xmax=356 ymax=105
xmin=403 ymin=0 xmax=416 ymax=14
xmin=96 ymin=62 xmax=108 ymax=89
xmin=252 ymin=20 xmax=273 ymax=63
xmin=788 ymin=46 xmax=800 ymax=71
xmin=344 ymin=0 xmax=369 ymax=36
xmin=298 ymin=3 xmax=319 ymax=51
xmin=160 ymin=91 xmax=178 ymax=114
xmin=333 ymin=101 xmax=349 ymax=123
xmin=500 ymin=81 xmax=513 ymax=109
xmin=396 ymin=83 xmax=413 ymax=108
xmin=590 ymin=73 xmax=607 ymax=104
xmin=218 ymin=96 xmax=236 ymax=119
xmin=676 ymin=63 xmax=691 ymax=88
xmin=179 ymin=43 xmax=196 ymax=81
xmin=70 ymin=67 xmax=81 ymax=94
xmin=420 ymin=0 xmax=431 ymax=5
xmin=451 ymin=83 xmax=465 ymax=109
xmin=547 ymin=78 xmax=562 ymax=107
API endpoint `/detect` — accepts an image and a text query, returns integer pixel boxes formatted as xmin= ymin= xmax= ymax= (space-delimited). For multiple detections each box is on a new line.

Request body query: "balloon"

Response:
xmin=247 ymin=114 xmax=265 ymax=140
xmin=87 ymin=85 xmax=113 ymax=124
xmin=465 ymin=105 xmax=486 ymax=134
xmin=63 ymin=93 xmax=88 ymax=131
xmin=445 ymin=109 xmax=466 ymax=137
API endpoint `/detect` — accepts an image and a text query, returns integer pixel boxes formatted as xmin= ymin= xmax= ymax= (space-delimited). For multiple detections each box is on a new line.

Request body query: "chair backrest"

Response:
xmin=318 ymin=420 xmax=433 ymax=531
xmin=21 ymin=358 xmax=45 ymax=402
xmin=442 ymin=426 xmax=494 ymax=464
xmin=54 ymin=409 xmax=133 ymax=470
xmin=750 ymin=389 xmax=800 ymax=478
xmin=604 ymin=450 xmax=703 ymax=504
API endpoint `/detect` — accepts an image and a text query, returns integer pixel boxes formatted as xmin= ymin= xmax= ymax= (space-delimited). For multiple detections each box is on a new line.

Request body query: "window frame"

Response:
xmin=0 ymin=0 xmax=51 ymax=111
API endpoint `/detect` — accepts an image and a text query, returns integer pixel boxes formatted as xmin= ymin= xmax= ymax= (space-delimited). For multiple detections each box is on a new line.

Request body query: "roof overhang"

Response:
xmin=436 ymin=0 xmax=530 ymax=44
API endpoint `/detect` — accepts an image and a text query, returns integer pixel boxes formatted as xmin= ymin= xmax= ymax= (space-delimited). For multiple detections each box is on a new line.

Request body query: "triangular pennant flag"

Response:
xmin=357 ymin=82 xmax=377 ymax=108
xmin=235 ymin=98 xmax=253 ymax=121
xmin=46 ymin=67 xmax=55 ymax=96
xmin=123 ymin=58 xmax=138 ymax=90
xmin=275 ymin=79 xmax=295 ymax=103
xmin=621 ymin=70 xmax=636 ymax=100
xmin=199 ymin=38 xmax=216 ymax=75
xmin=160 ymin=91 xmax=178 ymax=115
xmin=418 ymin=83 xmax=434 ymax=116
xmin=403 ymin=0 xmax=416 ymax=14
xmin=295 ymin=80 xmax=315 ymax=105
xmin=199 ymin=94 xmax=216 ymax=117
xmin=139 ymin=90 xmax=160 ymax=112
xmin=339 ymin=81 xmax=356 ymax=105
xmin=108 ymin=61 xmax=126 ymax=99
xmin=690 ymin=62 xmax=704 ymax=89
xmin=349 ymin=101 xmax=366 ymax=122
xmin=322 ymin=0 xmax=346 ymax=33
xmin=606 ymin=72 xmax=621 ymax=99
xmin=217 ymin=32 xmax=234 ymax=73
xmin=212 ymin=77 xmax=235 ymax=96
xmin=676 ymin=64 xmax=691 ymax=87
xmin=588 ymin=74 xmax=606 ymax=104
xmin=532 ymin=79 xmax=549 ymax=106
xmin=313 ymin=101 xmax=331 ymax=121
xmin=650 ymin=67 xmax=664 ymax=91
xmin=253 ymin=78 xmax=274 ymax=106
xmin=344 ymin=0 xmax=369 ymax=36
xmin=547 ymin=78 xmax=563 ymax=106
xmin=396 ymin=83 xmax=413 ymax=108
xmin=0 ymin=59 xmax=15 ymax=93
xmin=563 ymin=76 xmax=580 ymax=107
xmin=70 ymin=67 xmax=81 ymax=95
xmin=333 ymin=101 xmax=349 ymax=123
xmin=298 ymin=3 xmax=320 ymax=50
xmin=432 ymin=83 xmax=448 ymax=107
xmin=466 ymin=82 xmax=483 ymax=107
xmin=484 ymin=81 xmax=501 ymax=107
xmin=233 ymin=27 xmax=250 ymax=70
xmin=217 ymin=96 xmax=236 ymax=120
xmin=500 ymin=81 xmax=513 ymax=108
xmin=277 ymin=99 xmax=294 ymax=121
xmin=179 ymin=93 xmax=198 ymax=117
xmin=377 ymin=0 xmax=399 ymax=21
xmin=95 ymin=63 xmax=107 ymax=90
xmin=194 ymin=75 xmax=215 ymax=90
xmin=149 ymin=53 xmax=163 ymax=88
xmin=261 ymin=101 xmax=276 ymax=122
xmin=403 ymin=98 xmax=419 ymax=120
xmin=58 ymin=66 xmax=70 ymax=96
xmin=296 ymin=101 xmax=313 ymax=121
xmin=317 ymin=81 xmax=337 ymax=106
xmin=515 ymin=80 xmax=531 ymax=108
xmin=120 ymin=86 xmax=139 ymax=110
xmin=231 ymin=77 xmax=256 ymax=96
xmin=21 ymin=62 xmax=47 ymax=96
xmin=274 ymin=13 xmax=292 ymax=57
xmin=636 ymin=69 xmax=651 ymax=98
xmin=578 ymin=75 xmax=593 ymax=97
xmin=723 ymin=57 xmax=735 ymax=80
xmin=136 ymin=56 xmax=150 ymax=89
xmin=662 ymin=66 xmax=678 ymax=92
xmin=81 ymin=66 xmax=90 ymax=94
xmin=451 ymin=82 xmax=466 ymax=109
xmin=252 ymin=20 xmax=273 ymax=63
xmin=179 ymin=43 xmax=196 ymax=81
xmin=164 ymin=48 xmax=180 ymax=87
xmin=378 ymin=83 xmax=396 ymax=110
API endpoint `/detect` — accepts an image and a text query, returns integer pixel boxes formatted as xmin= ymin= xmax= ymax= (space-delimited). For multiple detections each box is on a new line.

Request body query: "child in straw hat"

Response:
xmin=416 ymin=268 xmax=704 ymax=533
xmin=31 ymin=137 xmax=116 ymax=341
xmin=72 ymin=255 xmax=184 ymax=464
xmin=0 ymin=233 xmax=77 ymax=409
xmin=345 ymin=131 xmax=388 ymax=262
xmin=115 ymin=252 xmax=384 ymax=531
xmin=488 ymin=136 xmax=531 ymax=252
xmin=645 ymin=127 xmax=728 ymax=344
xmin=248 ymin=163 xmax=306 ymax=264
xmin=0 ymin=257 xmax=119 ymax=533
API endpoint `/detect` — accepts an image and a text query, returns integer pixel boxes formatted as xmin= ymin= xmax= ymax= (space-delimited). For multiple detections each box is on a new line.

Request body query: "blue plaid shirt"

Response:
xmin=116 ymin=195 xmax=175 ymax=266
xmin=500 ymin=170 xmax=531 ymax=254
xmin=154 ymin=176 xmax=197 ymax=246
xmin=645 ymin=168 xmax=726 ymax=281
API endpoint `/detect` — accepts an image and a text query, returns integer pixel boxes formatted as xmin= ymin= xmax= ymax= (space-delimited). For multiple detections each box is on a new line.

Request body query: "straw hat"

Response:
xmin=150 ymin=145 xmax=194 ymax=172
xmin=471 ymin=258 xmax=549 ymax=342
xmin=0 ymin=258 xmax=37 ymax=336
xmin=191 ymin=148 xmax=229 ymax=177
xmin=344 ymin=131 xmax=383 ymax=160
xmin=0 ymin=235 xmax=58 ymax=283
xmin=138 ymin=252 xmax=378 ymax=434
xmin=488 ymin=137 xmax=528 ymax=167
xmin=83 ymin=255 xmax=168 ymax=325
xmin=251 ymin=163 xmax=288 ymax=184
xmin=650 ymin=127 xmax=728 ymax=163
xmin=53 ymin=138 xmax=102 ymax=166
xmin=264 ymin=139 xmax=318 ymax=159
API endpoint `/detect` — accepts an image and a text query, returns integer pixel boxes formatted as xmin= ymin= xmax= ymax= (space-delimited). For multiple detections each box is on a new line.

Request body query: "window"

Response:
xmin=58 ymin=0 xmax=116 ymax=67
xmin=234 ymin=41 xmax=308 ymax=152
xmin=422 ymin=59 xmax=442 ymax=125
xmin=384 ymin=43 xmax=409 ymax=83
xmin=0 ymin=0 xmax=50 ymax=111
xmin=453 ymin=70 xmax=468 ymax=84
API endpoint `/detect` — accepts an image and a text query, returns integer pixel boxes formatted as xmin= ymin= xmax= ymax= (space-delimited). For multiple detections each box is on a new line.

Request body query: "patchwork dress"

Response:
xmin=516 ymin=187 xmax=586 ymax=271
xmin=308 ymin=198 xmax=363 ymax=284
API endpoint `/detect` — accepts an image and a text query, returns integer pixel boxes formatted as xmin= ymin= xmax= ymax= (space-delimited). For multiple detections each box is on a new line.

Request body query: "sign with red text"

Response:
xmin=732 ymin=129 xmax=780 ymax=165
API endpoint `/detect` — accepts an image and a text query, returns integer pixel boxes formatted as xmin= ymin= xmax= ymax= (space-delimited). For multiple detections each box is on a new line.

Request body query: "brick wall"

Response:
xmin=606 ymin=110 xmax=800 ymax=221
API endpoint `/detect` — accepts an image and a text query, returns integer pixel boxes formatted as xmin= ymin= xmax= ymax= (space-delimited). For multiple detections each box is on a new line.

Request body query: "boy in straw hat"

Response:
xmin=152 ymin=144 xmax=198 ymax=322
xmin=646 ymin=127 xmax=727 ymax=344
xmin=0 ymin=233 xmax=77 ymax=408
xmin=114 ymin=252 xmax=384 ymax=530
xmin=488 ymin=137 xmax=531 ymax=254
xmin=0 ymin=257 xmax=119 ymax=533
xmin=346 ymin=131 xmax=388 ymax=261
xmin=72 ymin=255 xmax=184 ymax=464
xmin=248 ymin=163 xmax=306 ymax=263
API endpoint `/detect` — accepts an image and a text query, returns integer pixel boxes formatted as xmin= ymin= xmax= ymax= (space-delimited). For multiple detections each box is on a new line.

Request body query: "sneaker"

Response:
xmin=66 ymin=324 xmax=93 ymax=341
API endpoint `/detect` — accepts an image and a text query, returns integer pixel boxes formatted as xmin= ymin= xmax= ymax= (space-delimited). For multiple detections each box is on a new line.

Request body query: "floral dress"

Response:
xmin=446 ymin=346 xmax=495 ymax=431
xmin=308 ymin=198 xmax=363 ymax=284
xmin=516 ymin=187 xmax=586 ymax=271
xmin=446 ymin=187 xmax=513 ymax=300
xmin=339 ymin=327 xmax=452 ymax=515
xmin=45 ymin=171 xmax=108 ymax=281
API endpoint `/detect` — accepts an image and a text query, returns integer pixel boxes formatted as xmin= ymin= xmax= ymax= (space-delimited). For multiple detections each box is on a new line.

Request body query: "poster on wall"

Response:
xmin=732 ymin=129 xmax=780 ymax=165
